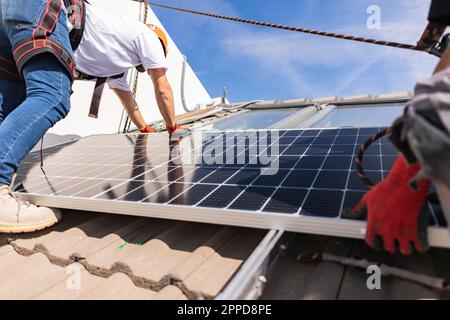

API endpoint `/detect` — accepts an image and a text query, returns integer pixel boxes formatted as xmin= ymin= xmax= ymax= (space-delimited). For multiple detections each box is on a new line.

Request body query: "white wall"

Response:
xmin=49 ymin=0 xmax=211 ymax=138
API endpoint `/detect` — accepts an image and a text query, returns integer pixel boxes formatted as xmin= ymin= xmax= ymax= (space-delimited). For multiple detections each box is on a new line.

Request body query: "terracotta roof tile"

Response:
xmin=3 ymin=210 xmax=266 ymax=300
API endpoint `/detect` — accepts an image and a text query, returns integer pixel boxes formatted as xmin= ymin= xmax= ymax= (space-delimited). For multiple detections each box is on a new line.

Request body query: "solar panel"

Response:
xmin=14 ymin=128 xmax=450 ymax=248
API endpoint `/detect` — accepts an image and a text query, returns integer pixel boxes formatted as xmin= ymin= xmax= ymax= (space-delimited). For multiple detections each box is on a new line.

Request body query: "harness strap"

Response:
xmin=32 ymin=0 xmax=62 ymax=40
xmin=77 ymin=71 xmax=124 ymax=118
xmin=13 ymin=38 xmax=76 ymax=77
xmin=12 ymin=0 xmax=77 ymax=78
xmin=75 ymin=71 xmax=125 ymax=81
xmin=65 ymin=0 xmax=86 ymax=50
xmin=88 ymin=77 xmax=107 ymax=118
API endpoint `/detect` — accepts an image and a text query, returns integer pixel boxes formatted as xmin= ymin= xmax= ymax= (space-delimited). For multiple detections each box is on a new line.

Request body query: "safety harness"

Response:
xmin=0 ymin=0 xmax=84 ymax=82
xmin=22 ymin=0 xmax=84 ymax=77
xmin=0 ymin=0 xmax=89 ymax=112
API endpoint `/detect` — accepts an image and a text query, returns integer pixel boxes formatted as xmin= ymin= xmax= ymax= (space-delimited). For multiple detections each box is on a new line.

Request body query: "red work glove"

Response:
xmin=167 ymin=123 xmax=188 ymax=142
xmin=167 ymin=123 xmax=182 ymax=135
xmin=349 ymin=155 xmax=431 ymax=255
xmin=139 ymin=125 xmax=156 ymax=133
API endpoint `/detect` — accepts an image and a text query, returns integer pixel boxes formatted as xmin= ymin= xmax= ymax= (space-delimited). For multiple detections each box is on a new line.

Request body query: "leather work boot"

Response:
xmin=0 ymin=185 xmax=62 ymax=233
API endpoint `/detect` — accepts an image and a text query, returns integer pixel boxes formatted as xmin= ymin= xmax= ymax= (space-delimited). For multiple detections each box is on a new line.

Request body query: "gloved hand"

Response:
xmin=348 ymin=155 xmax=431 ymax=255
xmin=139 ymin=125 xmax=156 ymax=133
xmin=167 ymin=123 xmax=189 ymax=142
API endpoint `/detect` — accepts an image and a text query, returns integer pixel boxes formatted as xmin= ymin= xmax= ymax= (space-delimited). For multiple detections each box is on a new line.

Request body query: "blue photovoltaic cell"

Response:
xmin=283 ymin=145 xmax=308 ymax=156
xmin=322 ymin=156 xmax=352 ymax=170
xmin=263 ymin=188 xmax=307 ymax=214
xmin=278 ymin=137 xmax=297 ymax=145
xmin=225 ymin=169 xmax=260 ymax=185
xmin=339 ymin=128 xmax=359 ymax=135
xmin=347 ymin=171 xmax=382 ymax=191
xmin=277 ymin=156 xmax=300 ymax=168
xmin=343 ymin=191 xmax=366 ymax=210
xmin=145 ymin=183 xmax=192 ymax=204
xmin=295 ymin=156 xmax=325 ymax=169
xmin=382 ymin=156 xmax=397 ymax=171
xmin=198 ymin=185 xmax=245 ymax=208
xmin=353 ymin=156 xmax=381 ymax=171
xmin=357 ymin=147 xmax=380 ymax=156
xmin=359 ymin=128 xmax=380 ymax=135
xmin=201 ymin=168 xmax=238 ymax=184
xmin=181 ymin=167 xmax=217 ymax=182
xmin=356 ymin=135 xmax=375 ymax=144
xmin=334 ymin=136 xmax=357 ymax=144
xmin=282 ymin=170 xmax=317 ymax=188
xmin=314 ymin=136 xmax=335 ymax=144
xmin=330 ymin=145 xmax=354 ymax=156
xmin=302 ymin=190 xmax=344 ymax=218
xmin=294 ymin=137 xmax=315 ymax=145
xmin=301 ymin=130 xmax=321 ymax=137
xmin=170 ymin=184 xmax=218 ymax=206
xmin=305 ymin=145 xmax=332 ymax=156
xmin=14 ymin=127 xmax=446 ymax=229
xmin=116 ymin=182 xmax=168 ymax=202
xmin=314 ymin=171 xmax=348 ymax=189
xmin=229 ymin=187 xmax=275 ymax=211
xmin=253 ymin=170 xmax=290 ymax=187
xmin=319 ymin=129 xmax=339 ymax=136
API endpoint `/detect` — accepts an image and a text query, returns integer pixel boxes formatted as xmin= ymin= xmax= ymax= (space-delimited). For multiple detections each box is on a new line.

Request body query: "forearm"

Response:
xmin=154 ymin=85 xmax=176 ymax=128
xmin=113 ymin=89 xmax=147 ymax=130
xmin=148 ymin=68 xmax=177 ymax=129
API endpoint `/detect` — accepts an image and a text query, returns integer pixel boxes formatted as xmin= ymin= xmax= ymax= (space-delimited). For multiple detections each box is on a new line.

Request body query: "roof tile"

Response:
xmin=5 ymin=211 xmax=266 ymax=299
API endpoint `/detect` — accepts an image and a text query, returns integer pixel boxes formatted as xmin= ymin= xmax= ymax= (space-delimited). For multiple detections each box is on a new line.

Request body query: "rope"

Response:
xmin=147 ymin=1 xmax=430 ymax=54
xmin=355 ymin=128 xmax=392 ymax=188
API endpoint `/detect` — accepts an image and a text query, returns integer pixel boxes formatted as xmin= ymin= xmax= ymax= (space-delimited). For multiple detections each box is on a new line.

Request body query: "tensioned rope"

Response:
xmin=147 ymin=1 xmax=430 ymax=54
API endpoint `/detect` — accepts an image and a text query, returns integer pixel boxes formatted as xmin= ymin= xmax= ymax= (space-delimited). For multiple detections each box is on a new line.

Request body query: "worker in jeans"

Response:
xmin=0 ymin=0 xmax=74 ymax=233
xmin=350 ymin=0 xmax=450 ymax=255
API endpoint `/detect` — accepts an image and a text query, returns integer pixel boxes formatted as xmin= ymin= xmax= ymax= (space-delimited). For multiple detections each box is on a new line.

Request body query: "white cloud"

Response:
xmin=217 ymin=0 xmax=438 ymax=98
xmin=157 ymin=0 xmax=440 ymax=99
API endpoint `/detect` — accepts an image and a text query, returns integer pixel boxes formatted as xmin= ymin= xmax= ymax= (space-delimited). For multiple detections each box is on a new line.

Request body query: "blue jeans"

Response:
xmin=0 ymin=0 xmax=73 ymax=186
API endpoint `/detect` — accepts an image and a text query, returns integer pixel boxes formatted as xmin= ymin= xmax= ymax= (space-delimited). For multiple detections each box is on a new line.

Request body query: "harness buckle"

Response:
xmin=429 ymin=33 xmax=450 ymax=58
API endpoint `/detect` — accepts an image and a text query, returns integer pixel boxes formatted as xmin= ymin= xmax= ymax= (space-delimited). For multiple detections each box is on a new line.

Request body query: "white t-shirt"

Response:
xmin=73 ymin=3 xmax=167 ymax=91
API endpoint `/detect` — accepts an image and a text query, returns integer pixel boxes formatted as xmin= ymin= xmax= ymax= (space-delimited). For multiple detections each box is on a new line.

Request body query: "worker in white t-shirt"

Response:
xmin=72 ymin=2 xmax=184 ymax=137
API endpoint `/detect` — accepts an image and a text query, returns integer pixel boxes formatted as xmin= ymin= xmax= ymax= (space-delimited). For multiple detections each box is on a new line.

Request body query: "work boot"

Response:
xmin=0 ymin=185 xmax=62 ymax=233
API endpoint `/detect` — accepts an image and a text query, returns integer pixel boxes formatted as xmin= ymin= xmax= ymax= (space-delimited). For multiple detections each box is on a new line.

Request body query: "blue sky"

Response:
xmin=152 ymin=0 xmax=438 ymax=102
